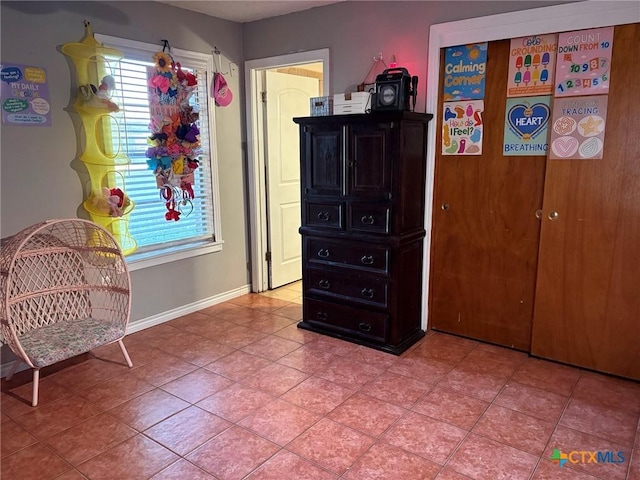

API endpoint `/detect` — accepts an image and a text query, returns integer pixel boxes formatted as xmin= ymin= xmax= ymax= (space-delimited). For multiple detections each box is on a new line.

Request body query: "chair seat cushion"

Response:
xmin=19 ymin=318 xmax=125 ymax=368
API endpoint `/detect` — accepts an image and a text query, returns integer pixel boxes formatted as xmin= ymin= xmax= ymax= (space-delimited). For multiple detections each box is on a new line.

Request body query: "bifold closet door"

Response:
xmin=429 ymin=39 xmax=546 ymax=351
xmin=530 ymin=23 xmax=640 ymax=380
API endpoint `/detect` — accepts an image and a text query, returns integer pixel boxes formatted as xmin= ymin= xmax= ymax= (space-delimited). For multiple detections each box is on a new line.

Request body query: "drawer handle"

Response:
xmin=318 ymin=248 xmax=330 ymax=258
xmin=319 ymin=279 xmax=331 ymax=289
xmin=317 ymin=311 xmax=328 ymax=321
xmin=361 ymin=255 xmax=374 ymax=265
xmin=358 ymin=322 xmax=372 ymax=332
xmin=317 ymin=211 xmax=331 ymax=221
xmin=361 ymin=215 xmax=375 ymax=225
xmin=361 ymin=288 xmax=374 ymax=298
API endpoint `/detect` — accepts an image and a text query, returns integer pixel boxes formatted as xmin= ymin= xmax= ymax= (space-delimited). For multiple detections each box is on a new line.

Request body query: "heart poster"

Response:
xmin=442 ymin=100 xmax=484 ymax=155
xmin=503 ymin=96 xmax=551 ymax=156
xmin=549 ymin=95 xmax=608 ymax=160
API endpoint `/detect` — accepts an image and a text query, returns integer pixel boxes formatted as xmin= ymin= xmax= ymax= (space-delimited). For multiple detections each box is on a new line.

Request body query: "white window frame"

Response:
xmin=96 ymin=34 xmax=223 ymax=271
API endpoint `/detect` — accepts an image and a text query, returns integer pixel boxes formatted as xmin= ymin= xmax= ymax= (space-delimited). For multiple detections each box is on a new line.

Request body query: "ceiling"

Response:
xmin=159 ymin=1 xmax=344 ymax=23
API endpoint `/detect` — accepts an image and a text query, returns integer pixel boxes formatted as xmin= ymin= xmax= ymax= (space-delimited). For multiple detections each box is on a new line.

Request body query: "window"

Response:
xmin=96 ymin=34 xmax=222 ymax=270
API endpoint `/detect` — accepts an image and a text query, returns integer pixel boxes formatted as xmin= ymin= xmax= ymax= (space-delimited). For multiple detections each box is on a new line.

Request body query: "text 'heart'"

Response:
xmin=508 ymin=103 xmax=550 ymax=141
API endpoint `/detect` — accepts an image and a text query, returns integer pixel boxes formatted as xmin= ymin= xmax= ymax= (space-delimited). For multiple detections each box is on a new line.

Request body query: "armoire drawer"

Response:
xmin=348 ymin=204 xmax=390 ymax=234
xmin=305 ymin=267 xmax=389 ymax=307
xmin=305 ymin=202 xmax=343 ymax=229
xmin=304 ymin=297 xmax=388 ymax=343
xmin=306 ymin=238 xmax=389 ymax=273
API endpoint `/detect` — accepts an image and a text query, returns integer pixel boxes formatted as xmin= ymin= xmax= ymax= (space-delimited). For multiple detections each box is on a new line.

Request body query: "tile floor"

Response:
xmin=1 ymin=281 xmax=639 ymax=480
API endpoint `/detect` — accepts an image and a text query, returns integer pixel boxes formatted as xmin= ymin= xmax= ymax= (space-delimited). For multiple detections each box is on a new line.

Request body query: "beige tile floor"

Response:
xmin=1 ymin=281 xmax=639 ymax=479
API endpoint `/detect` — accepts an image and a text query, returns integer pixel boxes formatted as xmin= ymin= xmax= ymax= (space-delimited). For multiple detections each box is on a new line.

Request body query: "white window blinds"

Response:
xmin=96 ymin=35 xmax=222 ymax=264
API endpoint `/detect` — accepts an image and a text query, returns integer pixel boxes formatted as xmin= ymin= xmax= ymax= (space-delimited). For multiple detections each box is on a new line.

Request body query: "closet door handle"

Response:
xmin=361 ymin=255 xmax=374 ymax=265
xmin=317 ymin=248 xmax=330 ymax=258
xmin=548 ymin=211 xmax=560 ymax=221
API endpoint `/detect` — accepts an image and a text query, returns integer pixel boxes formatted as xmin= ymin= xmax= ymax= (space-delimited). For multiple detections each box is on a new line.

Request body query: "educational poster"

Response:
xmin=554 ymin=27 xmax=614 ymax=97
xmin=0 ymin=63 xmax=50 ymax=126
xmin=503 ymin=96 xmax=551 ymax=156
xmin=549 ymin=95 xmax=608 ymax=160
xmin=507 ymin=34 xmax=557 ymax=97
xmin=443 ymin=43 xmax=487 ymax=101
xmin=442 ymin=100 xmax=484 ymax=155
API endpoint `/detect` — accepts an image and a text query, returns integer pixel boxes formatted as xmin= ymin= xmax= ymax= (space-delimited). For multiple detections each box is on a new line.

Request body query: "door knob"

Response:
xmin=441 ymin=203 xmax=449 ymax=211
xmin=548 ymin=211 xmax=560 ymax=221
xmin=535 ymin=209 xmax=543 ymax=220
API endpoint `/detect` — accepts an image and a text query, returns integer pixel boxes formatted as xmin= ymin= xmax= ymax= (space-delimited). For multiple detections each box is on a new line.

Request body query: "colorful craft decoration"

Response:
xmin=146 ymin=49 xmax=200 ymax=221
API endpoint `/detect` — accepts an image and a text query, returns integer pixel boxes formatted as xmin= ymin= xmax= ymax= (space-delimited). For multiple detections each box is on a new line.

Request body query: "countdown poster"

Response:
xmin=0 ymin=63 xmax=50 ymax=126
xmin=443 ymin=43 xmax=487 ymax=101
xmin=549 ymin=95 xmax=608 ymax=160
xmin=503 ymin=96 xmax=551 ymax=156
xmin=442 ymin=100 xmax=484 ymax=155
xmin=554 ymin=27 xmax=614 ymax=97
xmin=506 ymin=34 xmax=557 ymax=97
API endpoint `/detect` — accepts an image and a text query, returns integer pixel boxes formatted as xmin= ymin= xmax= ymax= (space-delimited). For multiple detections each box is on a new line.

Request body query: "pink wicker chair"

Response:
xmin=0 ymin=219 xmax=133 ymax=406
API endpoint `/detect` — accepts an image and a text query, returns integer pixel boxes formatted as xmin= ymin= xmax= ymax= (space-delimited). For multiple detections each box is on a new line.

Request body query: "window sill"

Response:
xmin=126 ymin=240 xmax=224 ymax=271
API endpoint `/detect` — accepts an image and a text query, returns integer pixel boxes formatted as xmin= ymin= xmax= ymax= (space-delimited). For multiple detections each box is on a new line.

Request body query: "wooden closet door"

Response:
xmin=530 ymin=23 xmax=640 ymax=380
xmin=429 ymin=40 xmax=546 ymax=350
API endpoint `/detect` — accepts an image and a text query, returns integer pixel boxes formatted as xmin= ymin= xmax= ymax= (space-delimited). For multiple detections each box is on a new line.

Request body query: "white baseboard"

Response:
xmin=1 ymin=284 xmax=252 ymax=378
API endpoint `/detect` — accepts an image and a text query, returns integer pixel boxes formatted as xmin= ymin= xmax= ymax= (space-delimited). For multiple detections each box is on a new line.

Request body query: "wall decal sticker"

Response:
xmin=0 ymin=63 xmax=50 ymax=126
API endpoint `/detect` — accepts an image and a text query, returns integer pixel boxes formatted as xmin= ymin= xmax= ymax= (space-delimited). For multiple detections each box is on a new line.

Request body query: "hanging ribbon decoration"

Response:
xmin=144 ymin=39 xmax=201 ymax=221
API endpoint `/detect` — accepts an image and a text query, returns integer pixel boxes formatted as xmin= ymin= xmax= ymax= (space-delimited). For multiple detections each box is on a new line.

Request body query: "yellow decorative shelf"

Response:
xmin=62 ymin=21 xmax=136 ymax=255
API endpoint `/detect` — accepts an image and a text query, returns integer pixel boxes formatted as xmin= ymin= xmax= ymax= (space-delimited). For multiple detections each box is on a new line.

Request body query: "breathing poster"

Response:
xmin=549 ymin=95 xmax=608 ymax=160
xmin=506 ymin=34 xmax=557 ymax=97
xmin=554 ymin=27 xmax=614 ymax=97
xmin=504 ymin=96 xmax=551 ymax=156
xmin=0 ymin=63 xmax=50 ymax=126
xmin=442 ymin=100 xmax=484 ymax=155
xmin=443 ymin=43 xmax=487 ymax=101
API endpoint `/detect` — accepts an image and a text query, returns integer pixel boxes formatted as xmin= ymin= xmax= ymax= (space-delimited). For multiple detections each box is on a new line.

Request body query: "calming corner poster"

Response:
xmin=442 ymin=100 xmax=484 ymax=155
xmin=443 ymin=43 xmax=487 ymax=101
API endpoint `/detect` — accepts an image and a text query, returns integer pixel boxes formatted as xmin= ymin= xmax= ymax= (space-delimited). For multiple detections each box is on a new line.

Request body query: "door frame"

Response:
xmin=423 ymin=2 xmax=640 ymax=329
xmin=245 ymin=49 xmax=330 ymax=292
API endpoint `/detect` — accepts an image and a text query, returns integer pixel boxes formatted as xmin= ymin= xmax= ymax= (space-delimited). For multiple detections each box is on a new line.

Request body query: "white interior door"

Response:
xmin=265 ymin=70 xmax=320 ymax=288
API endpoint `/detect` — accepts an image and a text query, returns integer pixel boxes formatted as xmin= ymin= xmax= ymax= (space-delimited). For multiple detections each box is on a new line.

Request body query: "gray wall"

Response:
xmin=242 ymin=1 xmax=575 ymax=113
xmin=0 ymin=0 xmax=575 ymax=331
xmin=0 ymin=1 xmax=249 ymax=326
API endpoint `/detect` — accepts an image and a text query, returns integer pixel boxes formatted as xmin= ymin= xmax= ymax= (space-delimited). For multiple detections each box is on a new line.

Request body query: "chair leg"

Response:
xmin=118 ymin=339 xmax=133 ymax=368
xmin=32 ymin=369 xmax=40 ymax=407
xmin=5 ymin=360 xmax=20 ymax=381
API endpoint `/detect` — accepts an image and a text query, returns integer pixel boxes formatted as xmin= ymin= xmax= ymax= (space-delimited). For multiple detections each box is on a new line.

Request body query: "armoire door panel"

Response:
xmin=347 ymin=122 xmax=393 ymax=198
xmin=305 ymin=126 xmax=343 ymax=196
xmin=531 ymin=23 xmax=640 ymax=380
xmin=429 ymin=39 xmax=546 ymax=350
